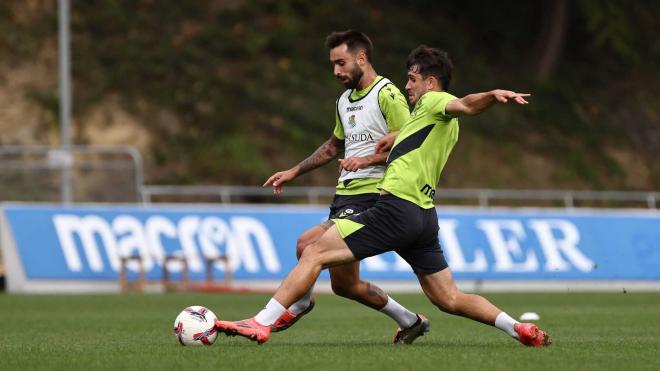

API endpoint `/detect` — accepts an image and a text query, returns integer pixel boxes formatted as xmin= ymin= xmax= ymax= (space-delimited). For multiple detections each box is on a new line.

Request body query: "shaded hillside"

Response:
xmin=1 ymin=0 xmax=659 ymax=191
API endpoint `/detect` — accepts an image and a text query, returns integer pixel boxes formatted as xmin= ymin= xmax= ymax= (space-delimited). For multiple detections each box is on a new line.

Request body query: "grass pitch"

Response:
xmin=2 ymin=291 xmax=659 ymax=371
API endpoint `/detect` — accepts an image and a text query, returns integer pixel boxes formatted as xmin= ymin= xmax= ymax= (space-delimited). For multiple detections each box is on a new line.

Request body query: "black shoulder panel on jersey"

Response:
xmin=376 ymin=82 xmax=392 ymax=124
xmin=386 ymin=123 xmax=435 ymax=165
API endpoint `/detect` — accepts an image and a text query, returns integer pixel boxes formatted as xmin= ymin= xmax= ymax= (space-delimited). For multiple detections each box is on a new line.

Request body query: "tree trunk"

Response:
xmin=535 ymin=0 xmax=569 ymax=82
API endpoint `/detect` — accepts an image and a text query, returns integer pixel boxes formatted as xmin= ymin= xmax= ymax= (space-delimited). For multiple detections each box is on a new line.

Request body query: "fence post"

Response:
xmin=563 ymin=193 xmax=574 ymax=208
xmin=478 ymin=191 xmax=489 ymax=208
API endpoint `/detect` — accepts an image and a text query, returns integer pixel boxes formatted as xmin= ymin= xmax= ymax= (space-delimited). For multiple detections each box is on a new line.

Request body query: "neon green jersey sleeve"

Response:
xmin=378 ymin=83 xmax=410 ymax=132
xmin=425 ymin=91 xmax=456 ymax=122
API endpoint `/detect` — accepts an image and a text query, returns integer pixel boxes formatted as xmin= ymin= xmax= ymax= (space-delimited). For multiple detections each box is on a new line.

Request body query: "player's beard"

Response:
xmin=342 ymin=65 xmax=364 ymax=90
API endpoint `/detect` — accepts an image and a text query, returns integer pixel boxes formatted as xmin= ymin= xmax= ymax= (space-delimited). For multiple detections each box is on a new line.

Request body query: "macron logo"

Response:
xmin=52 ymin=214 xmax=281 ymax=274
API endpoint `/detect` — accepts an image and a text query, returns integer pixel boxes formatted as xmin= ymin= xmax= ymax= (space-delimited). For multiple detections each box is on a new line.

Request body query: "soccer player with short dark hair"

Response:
xmin=263 ymin=31 xmax=428 ymax=344
xmin=224 ymin=45 xmax=551 ymax=347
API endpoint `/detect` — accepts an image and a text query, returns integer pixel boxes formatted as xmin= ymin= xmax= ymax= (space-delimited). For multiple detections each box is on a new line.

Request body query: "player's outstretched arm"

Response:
xmin=446 ymin=90 xmax=530 ymax=117
xmin=263 ymin=134 xmax=344 ymax=194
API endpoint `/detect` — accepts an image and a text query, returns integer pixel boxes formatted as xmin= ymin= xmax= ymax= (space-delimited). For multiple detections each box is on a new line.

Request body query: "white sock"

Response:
xmin=495 ymin=312 xmax=519 ymax=338
xmin=379 ymin=296 xmax=418 ymax=329
xmin=288 ymin=286 xmax=314 ymax=315
xmin=254 ymin=298 xmax=286 ymax=326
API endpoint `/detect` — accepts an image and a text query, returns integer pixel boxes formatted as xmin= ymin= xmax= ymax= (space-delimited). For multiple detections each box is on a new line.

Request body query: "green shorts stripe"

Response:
xmin=335 ymin=178 xmax=380 ymax=195
xmin=332 ymin=218 xmax=365 ymax=238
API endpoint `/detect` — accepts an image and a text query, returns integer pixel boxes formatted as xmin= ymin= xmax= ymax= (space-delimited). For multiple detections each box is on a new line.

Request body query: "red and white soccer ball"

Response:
xmin=173 ymin=306 xmax=218 ymax=346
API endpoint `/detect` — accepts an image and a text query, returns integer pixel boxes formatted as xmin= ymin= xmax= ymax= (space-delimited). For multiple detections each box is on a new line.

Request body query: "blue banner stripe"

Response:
xmin=3 ymin=205 xmax=660 ymax=280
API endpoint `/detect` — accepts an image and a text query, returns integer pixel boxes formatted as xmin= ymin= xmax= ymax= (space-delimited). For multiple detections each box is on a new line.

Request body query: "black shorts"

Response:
xmin=333 ymin=194 xmax=448 ymax=275
xmin=327 ymin=193 xmax=380 ymax=220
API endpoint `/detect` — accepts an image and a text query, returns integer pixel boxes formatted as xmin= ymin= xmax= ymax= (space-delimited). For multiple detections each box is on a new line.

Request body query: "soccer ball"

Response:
xmin=173 ymin=306 xmax=218 ymax=346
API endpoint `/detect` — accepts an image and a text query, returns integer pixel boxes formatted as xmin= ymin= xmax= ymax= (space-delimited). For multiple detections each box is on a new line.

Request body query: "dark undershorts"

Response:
xmin=327 ymin=193 xmax=380 ymax=220
xmin=332 ymin=194 xmax=448 ymax=275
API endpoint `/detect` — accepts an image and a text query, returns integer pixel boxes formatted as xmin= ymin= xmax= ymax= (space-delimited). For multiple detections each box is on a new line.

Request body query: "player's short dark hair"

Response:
xmin=325 ymin=30 xmax=373 ymax=62
xmin=407 ymin=45 xmax=453 ymax=91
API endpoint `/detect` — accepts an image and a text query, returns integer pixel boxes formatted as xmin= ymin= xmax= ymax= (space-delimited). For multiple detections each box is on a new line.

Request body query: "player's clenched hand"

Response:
xmin=263 ymin=169 xmax=297 ymax=195
xmin=375 ymin=132 xmax=398 ymax=154
xmin=339 ymin=156 xmax=370 ymax=172
xmin=491 ymin=90 xmax=530 ymax=105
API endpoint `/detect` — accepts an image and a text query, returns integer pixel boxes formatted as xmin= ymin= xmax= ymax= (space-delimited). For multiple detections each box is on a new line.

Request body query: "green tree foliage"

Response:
xmin=2 ymin=0 xmax=659 ymax=189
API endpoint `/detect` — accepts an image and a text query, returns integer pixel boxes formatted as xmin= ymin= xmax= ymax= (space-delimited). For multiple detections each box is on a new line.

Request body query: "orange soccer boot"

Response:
xmin=215 ymin=318 xmax=271 ymax=345
xmin=270 ymin=299 xmax=315 ymax=332
xmin=514 ymin=322 xmax=552 ymax=347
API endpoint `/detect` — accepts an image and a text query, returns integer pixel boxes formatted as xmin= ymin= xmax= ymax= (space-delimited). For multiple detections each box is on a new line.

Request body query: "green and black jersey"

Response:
xmin=332 ymin=76 xmax=409 ymax=196
xmin=379 ymin=91 xmax=459 ymax=209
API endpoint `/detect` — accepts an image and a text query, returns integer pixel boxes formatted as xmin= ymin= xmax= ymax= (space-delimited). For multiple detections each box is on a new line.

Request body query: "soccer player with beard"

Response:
xmin=262 ymin=30 xmax=428 ymax=344
xmin=220 ymin=45 xmax=552 ymax=347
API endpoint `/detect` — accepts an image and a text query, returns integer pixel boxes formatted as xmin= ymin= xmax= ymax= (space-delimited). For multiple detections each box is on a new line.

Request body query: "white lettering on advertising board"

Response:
xmin=52 ymin=214 xmax=593 ymax=275
xmin=53 ymin=215 xmax=281 ymax=274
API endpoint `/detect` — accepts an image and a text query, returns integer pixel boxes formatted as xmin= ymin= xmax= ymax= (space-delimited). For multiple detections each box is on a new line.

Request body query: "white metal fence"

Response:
xmin=140 ymin=185 xmax=659 ymax=209
xmin=1 ymin=145 xmax=657 ymax=208
xmin=0 ymin=145 xmax=143 ymax=203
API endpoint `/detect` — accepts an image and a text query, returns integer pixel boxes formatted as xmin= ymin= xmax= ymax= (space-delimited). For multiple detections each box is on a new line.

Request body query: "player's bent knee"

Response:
xmin=298 ymin=242 xmax=328 ymax=266
xmin=296 ymin=237 xmax=309 ymax=258
xmin=330 ymin=279 xmax=358 ymax=299
xmin=296 ymin=226 xmax=327 ymax=258
xmin=300 ymin=244 xmax=347 ymax=270
xmin=330 ymin=282 xmax=349 ymax=298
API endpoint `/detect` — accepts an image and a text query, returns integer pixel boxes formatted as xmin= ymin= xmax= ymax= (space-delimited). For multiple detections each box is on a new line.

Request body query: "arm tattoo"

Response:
xmin=297 ymin=135 xmax=344 ymax=175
